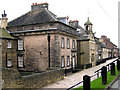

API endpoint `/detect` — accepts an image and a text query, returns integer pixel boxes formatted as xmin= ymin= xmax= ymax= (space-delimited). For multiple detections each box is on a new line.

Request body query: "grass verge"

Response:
xmin=74 ymin=65 xmax=120 ymax=90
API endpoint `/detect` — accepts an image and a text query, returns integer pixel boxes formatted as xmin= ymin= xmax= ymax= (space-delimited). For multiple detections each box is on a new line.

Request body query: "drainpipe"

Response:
xmin=6 ymin=52 xmax=7 ymax=67
xmin=47 ymin=34 xmax=50 ymax=69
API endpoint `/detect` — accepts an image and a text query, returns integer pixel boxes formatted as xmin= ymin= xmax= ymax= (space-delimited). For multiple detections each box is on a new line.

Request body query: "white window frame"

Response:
xmin=67 ymin=38 xmax=70 ymax=49
xmin=7 ymin=41 xmax=11 ymax=48
xmin=61 ymin=56 xmax=65 ymax=68
xmin=72 ymin=57 xmax=75 ymax=68
xmin=72 ymin=40 xmax=75 ymax=49
xmin=61 ymin=37 xmax=65 ymax=48
xmin=18 ymin=40 xmax=23 ymax=50
xmin=7 ymin=59 xmax=12 ymax=67
xmin=67 ymin=56 xmax=70 ymax=67
xmin=18 ymin=56 xmax=24 ymax=67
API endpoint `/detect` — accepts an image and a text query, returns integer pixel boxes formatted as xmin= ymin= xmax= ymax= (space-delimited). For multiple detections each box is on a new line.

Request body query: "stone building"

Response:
xmin=77 ymin=18 xmax=96 ymax=69
xmin=99 ymin=35 xmax=119 ymax=58
xmin=95 ymin=37 xmax=111 ymax=61
xmin=0 ymin=11 xmax=17 ymax=69
xmin=7 ymin=2 xmax=78 ymax=72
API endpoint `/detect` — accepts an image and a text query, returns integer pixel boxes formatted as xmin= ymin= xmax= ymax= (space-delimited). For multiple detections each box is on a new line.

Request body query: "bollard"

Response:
xmin=83 ymin=75 xmax=91 ymax=90
xmin=117 ymin=59 xmax=120 ymax=71
xmin=101 ymin=66 xmax=107 ymax=85
xmin=111 ymin=63 xmax=115 ymax=75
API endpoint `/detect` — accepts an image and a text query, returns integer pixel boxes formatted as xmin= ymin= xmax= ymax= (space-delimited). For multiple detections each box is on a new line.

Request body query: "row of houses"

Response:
xmin=0 ymin=2 xmax=119 ymax=73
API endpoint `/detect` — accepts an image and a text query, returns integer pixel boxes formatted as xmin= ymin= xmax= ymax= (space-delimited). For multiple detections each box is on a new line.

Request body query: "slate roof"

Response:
xmin=7 ymin=8 xmax=80 ymax=36
xmin=84 ymin=17 xmax=92 ymax=25
xmin=78 ymin=25 xmax=85 ymax=34
xmin=0 ymin=28 xmax=15 ymax=39
xmin=99 ymin=42 xmax=110 ymax=49
xmin=8 ymin=9 xmax=57 ymax=27
xmin=78 ymin=34 xmax=90 ymax=40
xmin=95 ymin=37 xmax=110 ymax=49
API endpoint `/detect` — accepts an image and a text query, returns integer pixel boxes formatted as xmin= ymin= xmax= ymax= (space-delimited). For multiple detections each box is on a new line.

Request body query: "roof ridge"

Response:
xmin=44 ymin=9 xmax=58 ymax=21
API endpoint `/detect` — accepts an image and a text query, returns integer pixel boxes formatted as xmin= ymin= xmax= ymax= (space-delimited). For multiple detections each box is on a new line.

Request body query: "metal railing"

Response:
xmin=67 ymin=58 xmax=119 ymax=90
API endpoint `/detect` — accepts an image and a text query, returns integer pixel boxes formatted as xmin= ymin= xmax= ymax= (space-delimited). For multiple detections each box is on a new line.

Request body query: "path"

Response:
xmin=43 ymin=58 xmax=117 ymax=88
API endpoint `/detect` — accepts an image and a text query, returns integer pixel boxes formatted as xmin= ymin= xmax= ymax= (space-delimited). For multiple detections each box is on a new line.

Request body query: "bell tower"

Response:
xmin=84 ymin=17 xmax=93 ymax=34
xmin=1 ymin=10 xmax=8 ymax=29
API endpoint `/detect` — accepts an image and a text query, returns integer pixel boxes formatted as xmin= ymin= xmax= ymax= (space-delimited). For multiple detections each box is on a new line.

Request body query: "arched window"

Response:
xmin=86 ymin=25 xmax=89 ymax=30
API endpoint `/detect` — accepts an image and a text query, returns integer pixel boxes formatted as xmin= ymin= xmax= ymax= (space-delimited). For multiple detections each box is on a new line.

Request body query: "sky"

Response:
xmin=0 ymin=0 xmax=119 ymax=46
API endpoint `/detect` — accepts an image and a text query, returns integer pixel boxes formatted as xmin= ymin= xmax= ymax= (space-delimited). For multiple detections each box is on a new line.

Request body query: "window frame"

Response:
xmin=7 ymin=59 xmax=12 ymax=68
xmin=7 ymin=41 xmax=11 ymax=48
xmin=67 ymin=38 xmax=70 ymax=49
xmin=67 ymin=56 xmax=70 ymax=67
xmin=18 ymin=39 xmax=24 ymax=50
xmin=61 ymin=56 xmax=65 ymax=68
xmin=61 ymin=37 xmax=65 ymax=48
xmin=17 ymin=55 xmax=24 ymax=68
xmin=72 ymin=40 xmax=75 ymax=49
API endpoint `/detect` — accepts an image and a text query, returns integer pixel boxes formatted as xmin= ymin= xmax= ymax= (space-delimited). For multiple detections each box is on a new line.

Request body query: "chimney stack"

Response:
xmin=31 ymin=2 xmax=49 ymax=11
xmin=69 ymin=20 xmax=79 ymax=28
xmin=1 ymin=10 xmax=8 ymax=29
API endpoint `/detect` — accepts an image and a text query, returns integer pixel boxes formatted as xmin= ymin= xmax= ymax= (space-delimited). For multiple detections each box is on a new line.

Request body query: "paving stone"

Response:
xmin=43 ymin=58 xmax=117 ymax=88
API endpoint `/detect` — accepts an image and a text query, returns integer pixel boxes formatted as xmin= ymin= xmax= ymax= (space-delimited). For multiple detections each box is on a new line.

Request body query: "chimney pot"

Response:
xmin=35 ymin=3 xmax=37 ymax=5
xmin=69 ymin=20 xmax=79 ymax=28
xmin=31 ymin=2 xmax=49 ymax=11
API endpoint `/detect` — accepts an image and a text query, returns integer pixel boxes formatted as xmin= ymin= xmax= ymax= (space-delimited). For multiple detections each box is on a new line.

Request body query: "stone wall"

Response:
xmin=22 ymin=68 xmax=64 ymax=88
xmin=80 ymin=40 xmax=89 ymax=65
xmin=2 ymin=39 xmax=17 ymax=69
xmin=2 ymin=68 xmax=64 ymax=88
xmin=2 ymin=68 xmax=23 ymax=88
xmin=7 ymin=22 xmax=76 ymax=33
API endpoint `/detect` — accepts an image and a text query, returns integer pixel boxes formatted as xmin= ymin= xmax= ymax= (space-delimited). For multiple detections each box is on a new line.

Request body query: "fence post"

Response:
xmin=101 ymin=66 xmax=107 ymax=85
xmin=83 ymin=75 xmax=91 ymax=90
xmin=117 ymin=59 xmax=120 ymax=71
xmin=110 ymin=63 xmax=115 ymax=75
xmin=97 ymin=71 xmax=99 ymax=78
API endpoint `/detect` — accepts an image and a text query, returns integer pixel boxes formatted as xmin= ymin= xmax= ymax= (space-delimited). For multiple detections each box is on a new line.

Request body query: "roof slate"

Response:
xmin=84 ymin=17 xmax=92 ymax=25
xmin=8 ymin=9 xmax=57 ymax=27
xmin=99 ymin=42 xmax=110 ymax=49
xmin=0 ymin=28 xmax=15 ymax=39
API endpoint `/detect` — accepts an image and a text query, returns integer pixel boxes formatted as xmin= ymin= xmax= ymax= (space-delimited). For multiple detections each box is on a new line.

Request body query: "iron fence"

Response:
xmin=67 ymin=58 xmax=119 ymax=90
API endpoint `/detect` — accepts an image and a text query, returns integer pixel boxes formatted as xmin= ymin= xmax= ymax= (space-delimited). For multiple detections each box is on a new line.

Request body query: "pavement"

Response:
xmin=43 ymin=58 xmax=117 ymax=89
xmin=108 ymin=75 xmax=120 ymax=89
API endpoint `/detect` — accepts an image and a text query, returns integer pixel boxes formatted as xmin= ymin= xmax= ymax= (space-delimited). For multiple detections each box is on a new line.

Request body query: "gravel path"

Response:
xmin=43 ymin=58 xmax=117 ymax=89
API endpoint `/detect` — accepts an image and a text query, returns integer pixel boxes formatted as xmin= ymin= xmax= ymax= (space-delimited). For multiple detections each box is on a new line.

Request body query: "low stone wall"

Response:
xmin=22 ymin=69 xmax=64 ymax=88
xmin=2 ymin=68 xmax=23 ymax=88
xmin=2 ymin=68 xmax=64 ymax=88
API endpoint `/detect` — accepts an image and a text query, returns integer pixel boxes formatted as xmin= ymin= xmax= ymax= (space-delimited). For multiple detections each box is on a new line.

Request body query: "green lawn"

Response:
xmin=74 ymin=65 xmax=120 ymax=90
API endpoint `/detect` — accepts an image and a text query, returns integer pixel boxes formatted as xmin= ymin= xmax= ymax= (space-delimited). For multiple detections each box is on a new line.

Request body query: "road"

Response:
xmin=43 ymin=58 xmax=117 ymax=89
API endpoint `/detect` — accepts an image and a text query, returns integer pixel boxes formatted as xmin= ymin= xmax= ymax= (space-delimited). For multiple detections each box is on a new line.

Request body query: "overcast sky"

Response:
xmin=0 ymin=0 xmax=119 ymax=46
